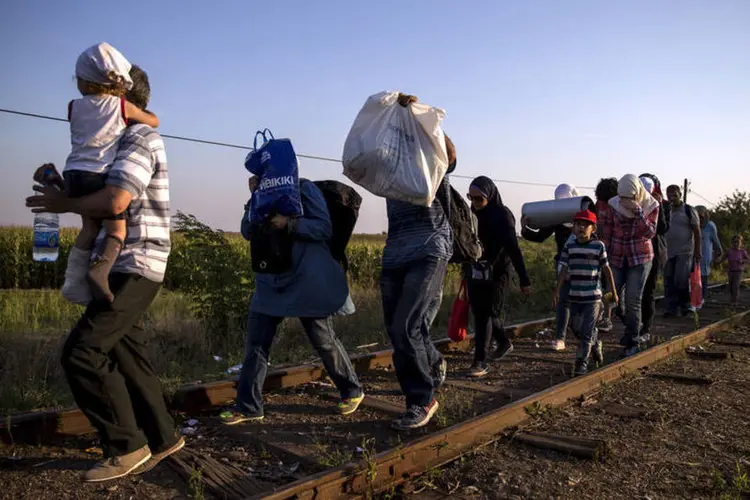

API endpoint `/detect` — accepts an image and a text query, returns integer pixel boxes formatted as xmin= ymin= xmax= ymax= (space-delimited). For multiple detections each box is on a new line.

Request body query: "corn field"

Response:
xmin=0 ymin=225 xmax=392 ymax=290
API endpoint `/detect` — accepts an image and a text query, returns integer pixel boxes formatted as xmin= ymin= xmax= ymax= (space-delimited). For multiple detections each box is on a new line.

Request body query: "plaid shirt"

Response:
xmin=599 ymin=204 xmax=658 ymax=268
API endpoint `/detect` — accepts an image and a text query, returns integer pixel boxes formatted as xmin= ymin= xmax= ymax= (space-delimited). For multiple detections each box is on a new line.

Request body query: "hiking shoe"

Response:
xmin=635 ymin=333 xmax=651 ymax=345
xmin=597 ymin=318 xmax=613 ymax=332
xmin=432 ymin=358 xmax=447 ymax=390
xmin=134 ymin=437 xmax=185 ymax=475
xmin=573 ymin=359 xmax=587 ymax=377
xmin=591 ymin=340 xmax=604 ymax=366
xmin=551 ymin=340 xmax=566 ymax=351
xmin=467 ymin=362 xmax=489 ymax=378
xmin=84 ymin=445 xmax=151 ymax=482
xmin=337 ymin=393 xmax=365 ymax=415
xmin=391 ymin=400 xmax=439 ymax=431
xmin=492 ymin=342 xmax=514 ymax=360
xmin=220 ymin=409 xmax=264 ymax=425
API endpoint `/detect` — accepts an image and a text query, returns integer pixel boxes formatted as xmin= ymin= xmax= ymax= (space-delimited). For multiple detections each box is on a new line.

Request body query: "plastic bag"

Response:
xmin=690 ymin=264 xmax=702 ymax=309
xmin=245 ymin=129 xmax=302 ymax=223
xmin=342 ymin=91 xmax=449 ymax=206
xmin=448 ymin=280 xmax=470 ymax=342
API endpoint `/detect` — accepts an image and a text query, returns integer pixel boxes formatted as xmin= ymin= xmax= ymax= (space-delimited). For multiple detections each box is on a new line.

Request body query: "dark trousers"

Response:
xmin=62 ymin=273 xmax=177 ymax=457
xmin=468 ymin=276 xmax=510 ymax=363
xmin=381 ymin=257 xmax=448 ymax=407
xmin=641 ymin=261 xmax=659 ymax=333
xmin=664 ymin=254 xmax=692 ymax=313
xmin=729 ymin=271 xmax=743 ymax=304
xmin=236 ymin=313 xmax=362 ymax=416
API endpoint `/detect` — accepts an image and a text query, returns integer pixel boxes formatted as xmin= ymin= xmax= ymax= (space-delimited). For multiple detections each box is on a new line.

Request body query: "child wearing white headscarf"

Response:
xmin=35 ymin=43 xmax=160 ymax=306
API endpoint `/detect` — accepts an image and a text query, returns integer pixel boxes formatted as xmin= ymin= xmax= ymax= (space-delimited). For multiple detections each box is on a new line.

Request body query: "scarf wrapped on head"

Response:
xmin=609 ymin=174 xmax=659 ymax=218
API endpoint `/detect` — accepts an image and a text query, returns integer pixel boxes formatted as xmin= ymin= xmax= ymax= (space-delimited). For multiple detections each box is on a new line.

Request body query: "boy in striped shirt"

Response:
xmin=554 ymin=210 xmax=618 ymax=376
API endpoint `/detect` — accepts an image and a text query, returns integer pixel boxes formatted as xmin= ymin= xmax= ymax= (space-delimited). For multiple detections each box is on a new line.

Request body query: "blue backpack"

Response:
xmin=245 ymin=129 xmax=303 ymax=223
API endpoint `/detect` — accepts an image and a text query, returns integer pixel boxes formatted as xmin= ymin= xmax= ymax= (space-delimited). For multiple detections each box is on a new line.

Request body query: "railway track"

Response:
xmin=1 ymin=282 xmax=748 ymax=499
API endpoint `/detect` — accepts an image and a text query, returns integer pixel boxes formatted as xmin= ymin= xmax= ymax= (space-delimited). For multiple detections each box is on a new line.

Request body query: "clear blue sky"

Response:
xmin=2 ymin=0 xmax=749 ymax=232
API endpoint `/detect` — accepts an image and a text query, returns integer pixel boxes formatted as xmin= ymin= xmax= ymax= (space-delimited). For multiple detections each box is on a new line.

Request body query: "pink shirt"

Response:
xmin=726 ymin=248 xmax=750 ymax=272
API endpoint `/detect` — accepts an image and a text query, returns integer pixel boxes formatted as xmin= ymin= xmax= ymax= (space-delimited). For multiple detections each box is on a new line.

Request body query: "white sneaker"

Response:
xmin=551 ymin=340 xmax=566 ymax=351
xmin=61 ymin=248 xmax=92 ymax=305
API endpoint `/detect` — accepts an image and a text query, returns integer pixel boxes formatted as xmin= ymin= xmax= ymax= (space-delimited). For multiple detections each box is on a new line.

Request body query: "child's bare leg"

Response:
xmin=87 ymin=219 xmax=126 ymax=303
xmin=75 ymin=216 xmax=101 ymax=250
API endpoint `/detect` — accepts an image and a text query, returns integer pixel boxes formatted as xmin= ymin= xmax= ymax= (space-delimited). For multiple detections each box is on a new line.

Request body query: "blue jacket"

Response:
xmin=242 ymin=180 xmax=351 ymax=318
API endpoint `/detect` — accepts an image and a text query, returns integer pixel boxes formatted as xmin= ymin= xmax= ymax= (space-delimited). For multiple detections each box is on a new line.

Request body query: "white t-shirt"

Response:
xmin=64 ymin=95 xmax=126 ymax=174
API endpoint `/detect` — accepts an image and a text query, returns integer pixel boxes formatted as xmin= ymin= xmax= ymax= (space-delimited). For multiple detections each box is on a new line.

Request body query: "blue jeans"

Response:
xmin=664 ymin=254 xmax=693 ymax=314
xmin=422 ymin=282 xmax=446 ymax=368
xmin=235 ymin=312 xmax=362 ymax=416
xmin=701 ymin=274 xmax=709 ymax=302
xmin=381 ymin=257 xmax=448 ymax=407
xmin=555 ymin=280 xmax=571 ymax=341
xmin=569 ymin=301 xmax=600 ymax=369
xmin=612 ymin=262 xmax=652 ymax=347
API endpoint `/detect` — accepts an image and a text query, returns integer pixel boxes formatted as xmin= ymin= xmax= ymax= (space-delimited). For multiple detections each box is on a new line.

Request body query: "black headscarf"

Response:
xmin=469 ymin=176 xmax=530 ymax=287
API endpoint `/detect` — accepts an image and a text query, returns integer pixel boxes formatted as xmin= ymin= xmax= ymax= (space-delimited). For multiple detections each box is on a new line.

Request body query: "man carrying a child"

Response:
xmin=26 ymin=59 xmax=182 ymax=482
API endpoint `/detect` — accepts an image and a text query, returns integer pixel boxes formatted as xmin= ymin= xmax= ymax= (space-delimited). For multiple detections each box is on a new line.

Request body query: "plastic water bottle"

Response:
xmin=33 ymin=212 xmax=60 ymax=262
xmin=32 ymin=170 xmax=60 ymax=262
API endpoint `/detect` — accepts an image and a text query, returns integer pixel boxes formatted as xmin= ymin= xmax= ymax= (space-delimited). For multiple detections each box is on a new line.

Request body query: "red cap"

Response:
xmin=573 ymin=209 xmax=597 ymax=225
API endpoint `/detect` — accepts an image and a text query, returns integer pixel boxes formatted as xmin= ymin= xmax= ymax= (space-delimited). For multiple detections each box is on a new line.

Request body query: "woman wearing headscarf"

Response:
xmin=466 ymin=176 xmax=531 ymax=378
xmin=599 ymin=174 xmax=659 ymax=356
xmin=521 ymin=183 xmax=579 ymax=351
xmin=696 ymin=206 xmax=722 ymax=307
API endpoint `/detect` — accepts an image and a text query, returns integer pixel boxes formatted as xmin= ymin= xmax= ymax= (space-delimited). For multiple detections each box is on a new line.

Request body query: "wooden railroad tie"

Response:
xmin=685 ymin=349 xmax=733 ymax=360
xmin=647 ymin=372 xmax=713 ymax=385
xmin=512 ymin=431 xmax=608 ymax=460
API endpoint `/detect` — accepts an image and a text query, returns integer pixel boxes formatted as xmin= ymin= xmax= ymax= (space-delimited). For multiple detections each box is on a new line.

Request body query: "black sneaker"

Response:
xmin=432 ymin=358 xmax=447 ymax=390
xmin=467 ymin=362 xmax=490 ymax=378
xmin=573 ymin=359 xmax=587 ymax=377
xmin=391 ymin=400 xmax=440 ymax=430
xmin=591 ymin=340 xmax=604 ymax=366
xmin=597 ymin=318 xmax=613 ymax=332
xmin=492 ymin=342 xmax=514 ymax=361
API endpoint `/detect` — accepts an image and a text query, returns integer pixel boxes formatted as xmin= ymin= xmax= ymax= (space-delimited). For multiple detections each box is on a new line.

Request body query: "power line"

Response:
xmin=0 ymin=106 xmax=592 ymax=191
xmin=690 ymin=190 xmax=716 ymax=207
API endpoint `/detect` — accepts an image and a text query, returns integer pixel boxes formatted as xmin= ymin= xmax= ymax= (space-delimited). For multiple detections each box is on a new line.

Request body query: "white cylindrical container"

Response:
xmin=521 ymin=196 xmax=594 ymax=228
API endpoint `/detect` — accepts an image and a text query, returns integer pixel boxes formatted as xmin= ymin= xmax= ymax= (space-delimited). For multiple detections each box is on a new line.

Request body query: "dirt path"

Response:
xmin=409 ymin=324 xmax=750 ymax=499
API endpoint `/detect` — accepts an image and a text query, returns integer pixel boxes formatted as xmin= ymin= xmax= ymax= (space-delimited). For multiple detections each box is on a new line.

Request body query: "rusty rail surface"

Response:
xmin=0 ymin=282 xmax=732 ymax=446
xmin=255 ymin=308 xmax=750 ymax=500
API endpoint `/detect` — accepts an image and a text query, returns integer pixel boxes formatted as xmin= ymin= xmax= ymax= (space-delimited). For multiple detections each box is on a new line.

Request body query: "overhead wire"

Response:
xmin=1 ymin=106 xmax=595 ymax=190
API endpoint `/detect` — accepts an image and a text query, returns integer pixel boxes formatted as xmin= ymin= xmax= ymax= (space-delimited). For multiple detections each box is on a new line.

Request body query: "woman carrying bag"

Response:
xmin=466 ymin=176 xmax=531 ymax=378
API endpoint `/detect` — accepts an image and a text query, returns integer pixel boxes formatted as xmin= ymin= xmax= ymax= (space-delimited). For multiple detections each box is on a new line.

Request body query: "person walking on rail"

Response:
xmin=696 ymin=205 xmax=723 ymax=307
xmin=380 ymin=94 xmax=454 ymax=431
xmin=220 ymin=177 xmax=364 ymax=425
xmin=637 ymin=174 xmax=668 ymax=340
xmin=521 ymin=183 xmax=579 ymax=352
xmin=599 ymin=174 xmax=659 ymax=357
xmin=465 ymin=176 xmax=531 ymax=378
xmin=718 ymin=235 xmax=749 ymax=307
xmin=26 ymin=65 xmax=184 ymax=482
xmin=593 ymin=177 xmax=619 ymax=332
xmin=663 ymin=185 xmax=702 ymax=316
xmin=555 ymin=210 xmax=618 ymax=376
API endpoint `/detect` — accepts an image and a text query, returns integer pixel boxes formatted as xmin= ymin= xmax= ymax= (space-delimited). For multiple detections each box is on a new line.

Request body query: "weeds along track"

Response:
xmin=1 ymin=282 xmax=748 ymax=499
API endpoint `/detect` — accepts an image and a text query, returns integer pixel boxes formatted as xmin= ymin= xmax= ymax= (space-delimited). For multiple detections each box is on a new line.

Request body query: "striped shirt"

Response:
xmin=559 ymin=238 xmax=608 ymax=303
xmin=94 ymin=124 xmax=170 ymax=282
xmin=381 ymin=178 xmax=452 ymax=269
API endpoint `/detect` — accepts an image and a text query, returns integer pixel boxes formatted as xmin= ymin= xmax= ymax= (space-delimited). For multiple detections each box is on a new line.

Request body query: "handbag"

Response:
xmin=469 ymin=260 xmax=493 ymax=283
xmin=249 ymin=221 xmax=294 ymax=274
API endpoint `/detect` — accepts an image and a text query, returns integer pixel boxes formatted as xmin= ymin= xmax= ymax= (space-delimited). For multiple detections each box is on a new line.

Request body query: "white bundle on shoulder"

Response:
xmin=342 ymin=91 xmax=448 ymax=206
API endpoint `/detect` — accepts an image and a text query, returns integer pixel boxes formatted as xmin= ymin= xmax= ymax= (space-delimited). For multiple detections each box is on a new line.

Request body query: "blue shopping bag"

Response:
xmin=245 ymin=129 xmax=302 ymax=223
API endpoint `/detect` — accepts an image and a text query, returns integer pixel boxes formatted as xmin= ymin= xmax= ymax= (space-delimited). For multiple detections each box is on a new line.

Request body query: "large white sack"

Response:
xmin=342 ymin=91 xmax=449 ymax=206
